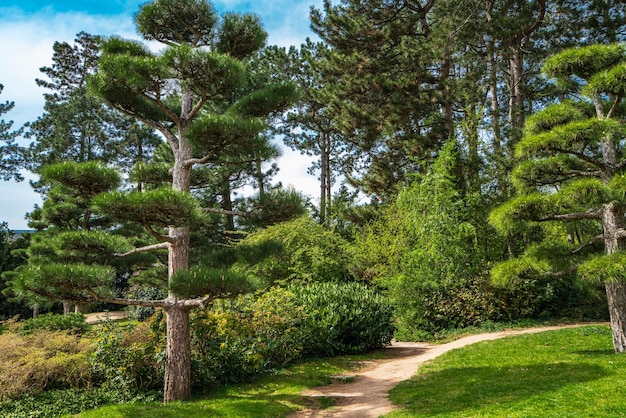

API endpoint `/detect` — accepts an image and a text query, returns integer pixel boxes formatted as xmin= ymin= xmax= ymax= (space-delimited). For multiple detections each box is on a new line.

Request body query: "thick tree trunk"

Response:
xmin=602 ymin=201 xmax=626 ymax=352
xmin=605 ymin=281 xmax=626 ymax=353
xmin=163 ymin=303 xmax=192 ymax=402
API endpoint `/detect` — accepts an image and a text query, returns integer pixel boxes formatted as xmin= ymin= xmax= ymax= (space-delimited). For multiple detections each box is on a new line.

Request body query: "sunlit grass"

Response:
xmin=386 ymin=325 xmax=626 ymax=417
xmin=70 ymin=354 xmax=375 ymax=417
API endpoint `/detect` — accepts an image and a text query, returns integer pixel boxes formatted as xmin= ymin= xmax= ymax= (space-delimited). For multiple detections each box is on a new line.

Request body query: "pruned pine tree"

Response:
xmin=0 ymin=84 xmax=23 ymax=181
xmin=490 ymin=44 xmax=626 ymax=352
xmin=84 ymin=0 xmax=297 ymax=402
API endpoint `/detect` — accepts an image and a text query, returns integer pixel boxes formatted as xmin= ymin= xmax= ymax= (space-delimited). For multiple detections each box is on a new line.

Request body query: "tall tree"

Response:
xmin=25 ymin=32 xmax=160 ymax=178
xmin=490 ymin=44 xmax=626 ymax=352
xmin=70 ymin=0 xmax=294 ymax=401
xmin=265 ymin=41 xmax=348 ymax=222
xmin=0 ymin=84 xmax=23 ymax=181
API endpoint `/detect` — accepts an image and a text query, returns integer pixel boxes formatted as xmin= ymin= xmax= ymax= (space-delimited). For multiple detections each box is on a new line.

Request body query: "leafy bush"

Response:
xmin=186 ymin=282 xmax=393 ymax=386
xmin=233 ymin=216 xmax=352 ymax=285
xmin=89 ymin=320 xmax=163 ymax=394
xmin=0 ymin=387 xmax=157 ymax=418
xmin=290 ymin=282 xmax=394 ymax=356
xmin=189 ymin=287 xmax=308 ymax=386
xmin=16 ymin=312 xmax=88 ymax=335
xmin=0 ymin=329 xmax=92 ymax=400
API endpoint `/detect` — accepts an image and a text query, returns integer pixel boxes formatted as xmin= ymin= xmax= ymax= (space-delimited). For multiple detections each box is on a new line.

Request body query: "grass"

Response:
xmin=70 ymin=353 xmax=379 ymax=418
xmin=385 ymin=325 xmax=626 ymax=417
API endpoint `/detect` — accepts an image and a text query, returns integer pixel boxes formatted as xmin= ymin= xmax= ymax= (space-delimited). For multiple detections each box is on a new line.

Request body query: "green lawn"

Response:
xmin=70 ymin=355 xmax=371 ymax=418
xmin=385 ymin=325 xmax=626 ymax=417
xmin=66 ymin=325 xmax=626 ymax=417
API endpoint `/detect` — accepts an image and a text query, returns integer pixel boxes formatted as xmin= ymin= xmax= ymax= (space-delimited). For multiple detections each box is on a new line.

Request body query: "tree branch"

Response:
xmin=202 ymin=207 xmax=247 ymax=217
xmin=545 ymin=264 xmax=578 ymax=277
xmin=572 ymin=233 xmax=604 ymax=254
xmin=538 ymin=208 xmax=602 ymax=222
xmin=115 ymin=242 xmax=170 ymax=257
xmin=88 ymin=289 xmax=167 ymax=308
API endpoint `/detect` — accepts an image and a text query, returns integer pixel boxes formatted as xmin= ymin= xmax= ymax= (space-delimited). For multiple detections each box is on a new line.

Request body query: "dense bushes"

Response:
xmin=0 ymin=328 xmax=91 ymax=400
xmin=234 ymin=216 xmax=352 ymax=284
xmin=16 ymin=312 xmax=88 ymax=335
xmin=187 ymin=282 xmax=394 ymax=387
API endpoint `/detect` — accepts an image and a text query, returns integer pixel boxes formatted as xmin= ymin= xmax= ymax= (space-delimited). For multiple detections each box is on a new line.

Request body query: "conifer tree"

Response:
xmin=490 ymin=44 xmax=626 ymax=352
xmin=0 ymin=84 xmax=23 ymax=181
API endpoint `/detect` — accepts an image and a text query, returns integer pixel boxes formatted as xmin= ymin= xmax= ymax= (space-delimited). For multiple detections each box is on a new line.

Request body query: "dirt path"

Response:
xmin=290 ymin=323 xmax=608 ymax=418
xmin=84 ymin=310 xmax=128 ymax=324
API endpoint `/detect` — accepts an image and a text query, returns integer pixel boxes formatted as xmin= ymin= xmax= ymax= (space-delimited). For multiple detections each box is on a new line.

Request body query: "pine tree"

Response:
xmin=490 ymin=44 xmax=626 ymax=352
xmin=68 ymin=0 xmax=294 ymax=401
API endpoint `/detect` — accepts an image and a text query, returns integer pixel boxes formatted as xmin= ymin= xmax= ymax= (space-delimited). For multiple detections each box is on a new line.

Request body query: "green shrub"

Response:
xmin=290 ymin=282 xmax=394 ymax=356
xmin=17 ymin=312 xmax=88 ymax=335
xmin=189 ymin=287 xmax=308 ymax=386
xmin=0 ymin=387 xmax=157 ymax=418
xmin=89 ymin=320 xmax=162 ymax=394
xmin=233 ymin=216 xmax=352 ymax=285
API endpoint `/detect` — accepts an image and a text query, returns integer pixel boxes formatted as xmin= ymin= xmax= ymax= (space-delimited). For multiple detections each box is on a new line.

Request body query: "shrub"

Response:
xmin=233 ymin=216 xmax=352 ymax=285
xmin=16 ymin=312 xmax=88 ymax=335
xmin=89 ymin=320 xmax=163 ymax=394
xmin=290 ymin=282 xmax=394 ymax=356
xmin=0 ymin=329 xmax=92 ymax=400
xmin=189 ymin=287 xmax=308 ymax=386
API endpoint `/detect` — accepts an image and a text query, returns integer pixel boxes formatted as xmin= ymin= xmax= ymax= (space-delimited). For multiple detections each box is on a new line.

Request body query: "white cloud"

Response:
xmin=0 ymin=2 xmax=326 ymax=230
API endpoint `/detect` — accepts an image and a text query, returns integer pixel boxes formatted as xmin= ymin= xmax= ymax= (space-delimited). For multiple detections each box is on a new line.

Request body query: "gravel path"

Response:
xmin=84 ymin=310 xmax=128 ymax=324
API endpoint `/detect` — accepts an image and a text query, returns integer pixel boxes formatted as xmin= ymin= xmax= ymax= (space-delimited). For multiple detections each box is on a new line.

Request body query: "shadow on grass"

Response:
xmin=389 ymin=363 xmax=606 ymax=416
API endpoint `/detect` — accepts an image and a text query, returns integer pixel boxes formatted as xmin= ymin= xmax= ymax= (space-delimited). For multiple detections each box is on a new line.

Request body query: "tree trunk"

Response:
xmin=163 ymin=303 xmax=192 ymax=402
xmin=605 ymin=281 xmax=626 ymax=353
xmin=602 ymin=201 xmax=626 ymax=352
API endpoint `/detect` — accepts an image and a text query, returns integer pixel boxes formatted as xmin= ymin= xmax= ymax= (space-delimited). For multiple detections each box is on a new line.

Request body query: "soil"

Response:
xmin=84 ymin=310 xmax=128 ymax=324
xmin=289 ymin=323 xmax=608 ymax=418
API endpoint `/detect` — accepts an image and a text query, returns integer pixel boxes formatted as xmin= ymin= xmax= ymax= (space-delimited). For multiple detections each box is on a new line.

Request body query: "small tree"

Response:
xmin=490 ymin=44 xmax=626 ymax=352
xmin=10 ymin=0 xmax=297 ymax=402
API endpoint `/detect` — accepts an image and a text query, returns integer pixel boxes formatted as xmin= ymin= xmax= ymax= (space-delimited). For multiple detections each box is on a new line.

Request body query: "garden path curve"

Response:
xmin=289 ymin=323 xmax=608 ymax=418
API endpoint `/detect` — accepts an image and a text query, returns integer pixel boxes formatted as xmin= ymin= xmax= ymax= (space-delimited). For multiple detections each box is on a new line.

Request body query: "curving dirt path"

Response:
xmin=289 ymin=323 xmax=608 ymax=418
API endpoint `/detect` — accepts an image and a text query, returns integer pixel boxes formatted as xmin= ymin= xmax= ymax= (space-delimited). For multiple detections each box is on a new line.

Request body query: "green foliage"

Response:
xmin=543 ymin=43 xmax=625 ymax=81
xmin=135 ymin=0 xmax=218 ymax=46
xmin=94 ymin=187 xmax=204 ymax=228
xmin=10 ymin=263 xmax=115 ymax=305
xmin=236 ymin=187 xmax=308 ymax=230
xmin=169 ymin=266 xmax=256 ymax=299
xmin=289 ymin=282 xmax=394 ymax=356
xmin=189 ymin=287 xmax=309 ymax=386
xmin=89 ymin=321 xmax=162 ymax=394
xmin=579 ymin=252 xmax=626 ymax=284
xmin=523 ymin=100 xmax=588 ymax=135
xmin=0 ymin=387 xmax=157 ymax=418
xmin=40 ymin=161 xmax=121 ymax=198
xmin=15 ymin=312 xmax=88 ymax=335
xmin=234 ymin=216 xmax=351 ymax=284
xmin=216 ymin=13 xmax=267 ymax=58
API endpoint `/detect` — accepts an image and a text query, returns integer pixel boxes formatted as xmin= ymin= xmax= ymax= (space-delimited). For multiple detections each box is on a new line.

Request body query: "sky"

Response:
xmin=0 ymin=0 xmax=323 ymax=230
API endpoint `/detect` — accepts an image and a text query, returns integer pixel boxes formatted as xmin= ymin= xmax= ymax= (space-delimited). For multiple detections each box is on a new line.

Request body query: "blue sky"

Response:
xmin=0 ymin=0 xmax=323 ymax=230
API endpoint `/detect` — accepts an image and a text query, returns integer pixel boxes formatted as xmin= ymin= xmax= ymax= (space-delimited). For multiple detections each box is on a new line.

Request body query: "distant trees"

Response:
xmin=0 ymin=84 xmax=23 ymax=181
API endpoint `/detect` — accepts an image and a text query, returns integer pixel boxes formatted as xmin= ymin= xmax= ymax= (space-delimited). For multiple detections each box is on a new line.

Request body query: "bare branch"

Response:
xmin=607 ymin=94 xmax=624 ymax=120
xmin=145 ymin=224 xmax=174 ymax=243
xmin=115 ymin=242 xmax=170 ymax=257
xmin=202 ymin=207 xmax=247 ymax=217
xmin=538 ymin=208 xmax=602 ymax=222
xmin=572 ymin=234 xmax=604 ymax=254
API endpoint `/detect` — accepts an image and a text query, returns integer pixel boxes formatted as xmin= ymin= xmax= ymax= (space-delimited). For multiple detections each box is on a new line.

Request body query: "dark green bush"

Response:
xmin=89 ymin=320 xmax=162 ymax=394
xmin=189 ymin=287 xmax=308 ymax=386
xmin=17 ymin=312 xmax=88 ymax=335
xmin=290 ymin=282 xmax=394 ymax=356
